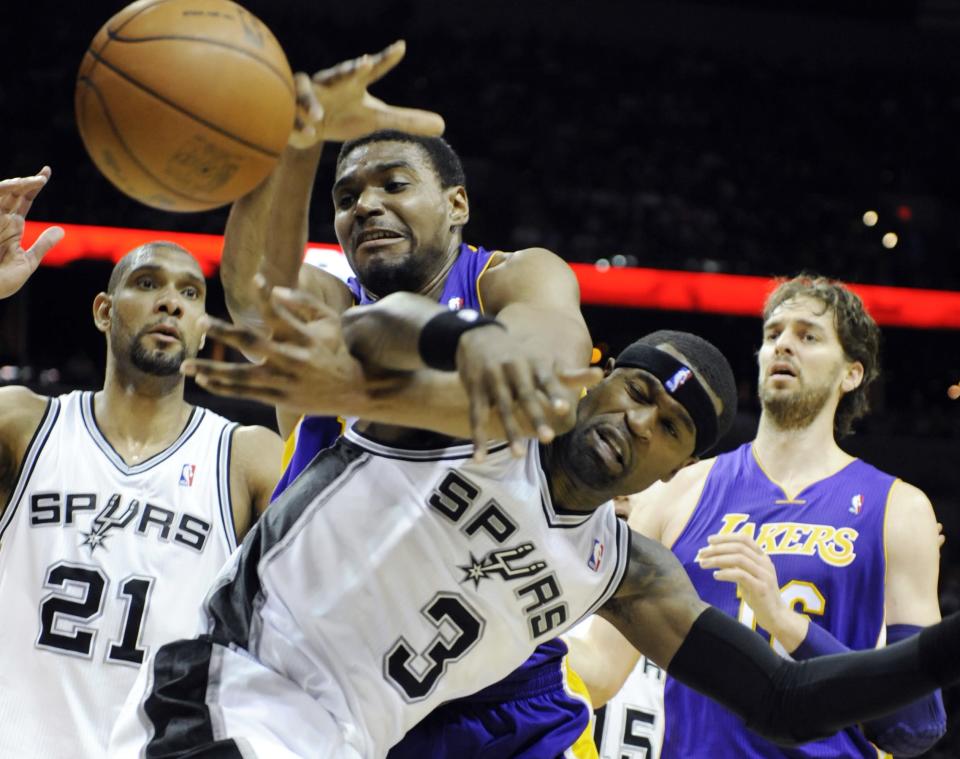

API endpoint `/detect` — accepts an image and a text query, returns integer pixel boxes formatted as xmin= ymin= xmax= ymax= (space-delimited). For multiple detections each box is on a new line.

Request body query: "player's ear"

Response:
xmin=448 ymin=186 xmax=469 ymax=228
xmin=604 ymin=357 xmax=616 ymax=378
xmin=92 ymin=292 xmax=112 ymax=334
xmin=841 ymin=360 xmax=864 ymax=394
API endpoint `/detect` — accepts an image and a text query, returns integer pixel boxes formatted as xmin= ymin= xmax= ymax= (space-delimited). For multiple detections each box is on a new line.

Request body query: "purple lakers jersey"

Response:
xmin=663 ymin=442 xmax=895 ymax=758
xmin=271 ymin=243 xmax=495 ymax=499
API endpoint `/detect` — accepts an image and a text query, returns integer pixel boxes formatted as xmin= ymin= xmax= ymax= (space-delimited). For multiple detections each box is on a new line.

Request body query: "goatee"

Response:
xmin=760 ymin=383 xmax=832 ymax=430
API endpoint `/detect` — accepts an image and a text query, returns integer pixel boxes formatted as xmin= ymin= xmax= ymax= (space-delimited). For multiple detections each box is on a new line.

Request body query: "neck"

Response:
xmin=417 ymin=238 xmax=462 ymax=302
xmin=753 ymin=403 xmax=851 ymax=486
xmin=540 ymin=439 xmax=608 ymax=513
xmin=96 ymin=358 xmax=191 ymax=447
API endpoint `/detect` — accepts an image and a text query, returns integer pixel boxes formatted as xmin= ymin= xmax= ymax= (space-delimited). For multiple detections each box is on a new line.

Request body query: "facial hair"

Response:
xmin=760 ymin=379 xmax=833 ymax=430
xmin=115 ymin=322 xmax=187 ymax=377
xmin=356 ymin=242 xmax=445 ymax=297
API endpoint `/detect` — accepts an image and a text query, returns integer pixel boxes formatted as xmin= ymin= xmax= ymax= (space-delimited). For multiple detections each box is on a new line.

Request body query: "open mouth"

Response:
xmin=356 ymin=229 xmax=405 ymax=250
xmin=591 ymin=424 xmax=627 ymax=474
xmin=146 ymin=324 xmax=182 ymax=343
xmin=769 ymin=362 xmax=797 ymax=379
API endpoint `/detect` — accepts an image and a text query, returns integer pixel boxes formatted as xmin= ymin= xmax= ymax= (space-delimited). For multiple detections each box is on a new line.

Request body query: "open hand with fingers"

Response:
xmin=181 ymin=286 xmax=386 ymax=414
xmin=289 ymin=40 xmax=445 ymax=149
xmin=0 ymin=167 xmax=64 ymax=299
xmin=697 ymin=531 xmax=810 ymax=650
xmin=455 ymin=326 xmax=602 ymax=459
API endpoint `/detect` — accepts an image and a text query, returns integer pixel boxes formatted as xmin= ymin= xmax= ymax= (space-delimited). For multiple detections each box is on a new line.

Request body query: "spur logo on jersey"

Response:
xmin=715 ymin=512 xmax=859 ymax=567
xmin=29 ymin=490 xmax=212 ymax=554
xmin=587 ymin=538 xmax=604 ymax=571
xmin=459 ymin=543 xmax=547 ymax=589
xmin=179 ymin=463 xmax=197 ymax=487
xmin=429 ymin=469 xmax=569 ymax=640
xmin=849 ymin=493 xmax=864 ymax=515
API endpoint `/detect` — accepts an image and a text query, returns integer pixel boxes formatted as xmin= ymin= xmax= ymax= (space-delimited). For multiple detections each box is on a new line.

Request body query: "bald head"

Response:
xmin=107 ymin=242 xmax=200 ymax=295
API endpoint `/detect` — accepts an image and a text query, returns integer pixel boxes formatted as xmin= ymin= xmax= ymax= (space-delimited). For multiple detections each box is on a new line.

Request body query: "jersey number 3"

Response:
xmin=384 ymin=592 xmax=484 ymax=701
xmin=37 ymin=561 xmax=155 ymax=666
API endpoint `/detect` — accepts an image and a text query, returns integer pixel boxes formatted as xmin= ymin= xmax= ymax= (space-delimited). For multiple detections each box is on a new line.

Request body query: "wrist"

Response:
xmin=418 ymin=310 xmax=505 ymax=371
xmin=772 ymin=611 xmax=810 ymax=654
xmin=791 ymin=618 xmax=850 ymax=660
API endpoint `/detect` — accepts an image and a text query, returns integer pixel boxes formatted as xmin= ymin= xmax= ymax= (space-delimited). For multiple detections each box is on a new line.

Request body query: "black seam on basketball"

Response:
xmin=77 ymin=76 xmax=219 ymax=206
xmin=86 ymin=0 xmax=176 ymax=78
xmin=105 ymin=32 xmax=295 ymax=98
xmin=85 ymin=47 xmax=281 ymax=159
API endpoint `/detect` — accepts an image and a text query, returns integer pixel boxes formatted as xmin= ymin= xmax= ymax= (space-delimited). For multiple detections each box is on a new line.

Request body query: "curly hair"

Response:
xmin=762 ymin=274 xmax=881 ymax=437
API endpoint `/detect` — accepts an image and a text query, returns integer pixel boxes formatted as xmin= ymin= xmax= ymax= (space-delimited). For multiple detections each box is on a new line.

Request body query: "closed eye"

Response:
xmin=384 ymin=180 xmax=408 ymax=193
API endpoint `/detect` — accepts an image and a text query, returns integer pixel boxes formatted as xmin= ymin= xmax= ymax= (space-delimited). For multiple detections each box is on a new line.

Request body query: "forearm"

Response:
xmin=667 ymin=608 xmax=958 ymax=747
xmin=563 ymin=617 xmax=641 ymax=708
xmin=221 ymin=144 xmax=324 ymax=326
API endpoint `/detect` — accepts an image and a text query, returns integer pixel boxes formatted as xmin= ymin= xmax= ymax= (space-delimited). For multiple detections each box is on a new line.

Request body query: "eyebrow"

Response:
xmin=764 ymin=317 xmax=826 ymax=332
xmin=128 ymin=264 xmax=206 ymax=291
xmin=332 ymin=160 xmax=417 ymax=194
xmin=634 ymin=369 xmax=697 ymax=436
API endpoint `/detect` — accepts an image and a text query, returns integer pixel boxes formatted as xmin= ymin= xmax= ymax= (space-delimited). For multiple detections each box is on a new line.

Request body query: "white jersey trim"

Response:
xmin=0 ymin=397 xmax=60 ymax=542
xmin=579 ymin=517 xmax=631 ymax=623
xmin=342 ymin=425 xmax=509 ymax=461
xmin=79 ymin=391 xmax=207 ymax=476
xmin=216 ymin=423 xmax=239 ymax=552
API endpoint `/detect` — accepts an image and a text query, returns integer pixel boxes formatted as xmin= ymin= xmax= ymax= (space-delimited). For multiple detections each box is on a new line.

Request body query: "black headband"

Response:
xmin=614 ymin=344 xmax=718 ymax=457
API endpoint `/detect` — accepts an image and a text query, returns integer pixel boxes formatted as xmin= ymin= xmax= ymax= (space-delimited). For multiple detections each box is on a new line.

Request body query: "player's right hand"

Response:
xmin=0 ymin=167 xmax=64 ymax=299
xmin=289 ymin=40 xmax=445 ymax=149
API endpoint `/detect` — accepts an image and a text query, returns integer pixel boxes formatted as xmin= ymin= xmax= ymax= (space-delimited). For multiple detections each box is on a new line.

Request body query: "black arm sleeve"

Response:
xmin=667 ymin=607 xmax=960 ymax=746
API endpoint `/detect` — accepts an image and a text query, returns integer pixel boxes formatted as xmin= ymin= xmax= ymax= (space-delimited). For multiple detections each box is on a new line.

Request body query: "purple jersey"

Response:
xmin=663 ymin=442 xmax=895 ymax=758
xmin=272 ymin=243 xmax=495 ymax=499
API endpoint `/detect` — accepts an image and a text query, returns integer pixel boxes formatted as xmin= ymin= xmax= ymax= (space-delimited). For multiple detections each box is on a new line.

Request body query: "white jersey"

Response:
xmin=596 ymin=655 xmax=665 ymax=759
xmin=0 ymin=390 xmax=240 ymax=759
xmin=112 ymin=424 xmax=629 ymax=758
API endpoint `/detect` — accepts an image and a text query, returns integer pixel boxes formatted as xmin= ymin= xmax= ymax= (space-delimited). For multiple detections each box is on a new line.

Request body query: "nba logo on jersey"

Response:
xmin=666 ymin=367 xmax=692 ymax=393
xmin=447 ymin=296 xmax=464 ymax=311
xmin=179 ymin=464 xmax=196 ymax=487
xmin=849 ymin=493 xmax=864 ymax=515
xmin=587 ymin=539 xmax=604 ymax=571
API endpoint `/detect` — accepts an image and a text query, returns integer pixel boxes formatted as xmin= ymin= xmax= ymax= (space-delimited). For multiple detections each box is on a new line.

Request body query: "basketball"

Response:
xmin=75 ymin=0 xmax=296 ymax=212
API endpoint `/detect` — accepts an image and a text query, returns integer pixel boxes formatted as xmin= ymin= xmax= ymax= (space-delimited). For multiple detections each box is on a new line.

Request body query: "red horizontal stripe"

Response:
xmin=23 ymin=221 xmax=960 ymax=329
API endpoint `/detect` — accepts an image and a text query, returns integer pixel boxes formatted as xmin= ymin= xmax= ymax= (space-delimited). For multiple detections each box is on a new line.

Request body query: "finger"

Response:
xmin=193 ymin=372 xmax=288 ymax=404
xmin=535 ymin=367 xmax=575 ymax=416
xmin=201 ymin=316 xmax=278 ymax=357
xmin=559 ymin=367 xmax=604 ymax=388
xmin=711 ymin=568 xmax=754 ymax=586
xmin=372 ymin=102 xmax=445 ymax=137
xmin=25 ymin=226 xmax=64 ymax=265
xmin=312 ymin=51 xmax=374 ymax=86
xmin=486 ymin=371 xmax=525 ymax=457
xmin=366 ymin=40 xmax=406 ymax=84
xmin=294 ymin=72 xmax=324 ymax=123
xmin=469 ymin=382 xmax=492 ymax=462
xmin=272 ymin=286 xmax=338 ymax=323
xmin=504 ymin=362 xmax=553 ymax=443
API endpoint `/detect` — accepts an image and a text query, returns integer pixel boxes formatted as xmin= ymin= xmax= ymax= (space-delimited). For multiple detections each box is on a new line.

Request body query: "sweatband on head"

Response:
xmin=418 ymin=309 xmax=505 ymax=371
xmin=614 ymin=343 xmax=717 ymax=456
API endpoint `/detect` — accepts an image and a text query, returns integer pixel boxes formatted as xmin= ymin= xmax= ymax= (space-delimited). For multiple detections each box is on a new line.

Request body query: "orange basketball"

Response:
xmin=75 ymin=0 xmax=296 ymax=212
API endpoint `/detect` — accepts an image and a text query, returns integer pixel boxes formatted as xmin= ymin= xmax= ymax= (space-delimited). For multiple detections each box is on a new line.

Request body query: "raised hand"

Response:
xmin=0 ymin=167 xmax=64 ymax=299
xmin=289 ymin=40 xmax=445 ymax=149
xmin=697 ymin=531 xmax=810 ymax=651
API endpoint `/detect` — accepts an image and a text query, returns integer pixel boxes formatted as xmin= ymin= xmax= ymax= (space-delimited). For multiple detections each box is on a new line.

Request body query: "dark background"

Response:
xmin=3 ymin=0 xmax=960 ymax=754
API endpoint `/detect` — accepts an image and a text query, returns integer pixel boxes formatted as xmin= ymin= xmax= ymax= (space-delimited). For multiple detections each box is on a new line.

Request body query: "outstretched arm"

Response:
xmin=600 ymin=529 xmax=959 ymax=747
xmin=0 ymin=167 xmax=64 ymax=300
xmin=181 ymin=287 xmax=598 ymax=447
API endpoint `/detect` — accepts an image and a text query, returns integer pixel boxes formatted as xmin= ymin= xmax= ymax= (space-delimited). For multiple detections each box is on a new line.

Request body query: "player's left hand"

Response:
xmin=0 ymin=167 xmax=64 ymax=299
xmin=289 ymin=41 xmax=445 ymax=149
xmin=181 ymin=287 xmax=400 ymax=412
xmin=697 ymin=531 xmax=808 ymax=648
